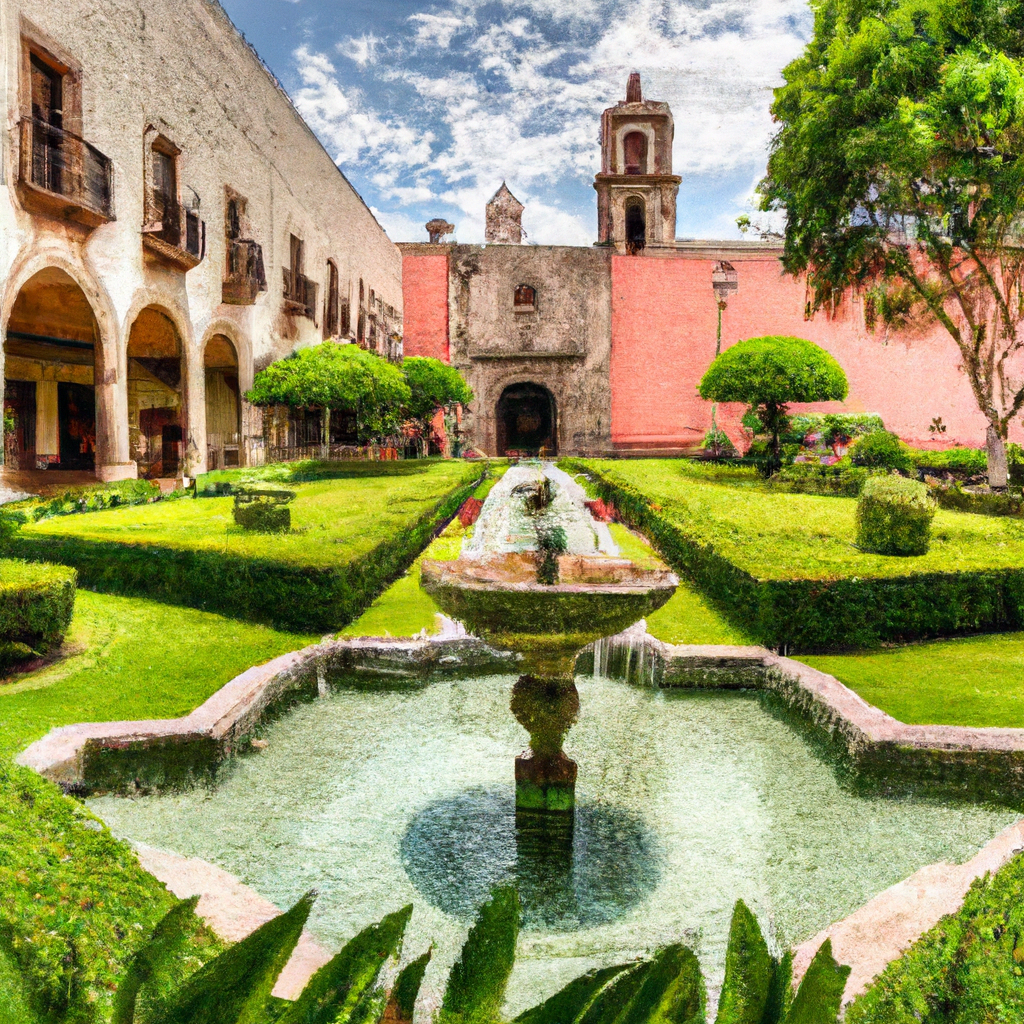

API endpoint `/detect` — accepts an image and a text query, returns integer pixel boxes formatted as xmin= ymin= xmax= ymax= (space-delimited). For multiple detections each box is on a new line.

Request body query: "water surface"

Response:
xmin=91 ymin=677 xmax=1017 ymax=1014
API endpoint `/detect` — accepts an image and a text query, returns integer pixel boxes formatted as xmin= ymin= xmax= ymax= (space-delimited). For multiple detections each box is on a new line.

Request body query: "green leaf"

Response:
xmin=148 ymin=891 xmax=314 ymax=1024
xmin=784 ymin=941 xmax=849 ymax=1024
xmin=714 ymin=901 xmax=774 ymax=1024
xmin=617 ymin=945 xmax=707 ymax=1024
xmin=112 ymin=896 xmax=200 ymax=1024
xmin=513 ymin=964 xmax=635 ymax=1024
xmin=276 ymin=905 xmax=412 ymax=1024
xmin=440 ymin=886 xmax=521 ymax=1024
xmin=390 ymin=949 xmax=432 ymax=1022
xmin=576 ymin=962 xmax=656 ymax=1024
xmin=762 ymin=951 xmax=793 ymax=1024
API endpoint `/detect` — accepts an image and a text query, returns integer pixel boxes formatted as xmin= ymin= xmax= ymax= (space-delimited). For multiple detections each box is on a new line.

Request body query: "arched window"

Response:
xmin=625 ymin=198 xmax=646 ymax=252
xmin=623 ymin=131 xmax=647 ymax=174
xmin=514 ymin=284 xmax=536 ymax=309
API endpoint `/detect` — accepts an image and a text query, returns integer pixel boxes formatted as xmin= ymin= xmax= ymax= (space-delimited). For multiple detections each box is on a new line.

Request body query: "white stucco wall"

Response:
xmin=0 ymin=0 xmax=402 ymax=476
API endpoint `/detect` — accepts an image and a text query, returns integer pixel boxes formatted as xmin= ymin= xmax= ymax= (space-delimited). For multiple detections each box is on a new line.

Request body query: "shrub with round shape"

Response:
xmin=857 ymin=476 xmax=936 ymax=556
xmin=698 ymin=336 xmax=848 ymax=475
xmin=850 ymin=431 xmax=914 ymax=475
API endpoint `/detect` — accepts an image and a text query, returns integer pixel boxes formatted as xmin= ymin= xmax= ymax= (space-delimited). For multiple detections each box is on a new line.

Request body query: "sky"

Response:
xmin=218 ymin=0 xmax=814 ymax=246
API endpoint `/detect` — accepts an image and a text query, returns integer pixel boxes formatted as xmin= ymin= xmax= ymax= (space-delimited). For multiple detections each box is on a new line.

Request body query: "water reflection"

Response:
xmin=401 ymin=787 xmax=660 ymax=930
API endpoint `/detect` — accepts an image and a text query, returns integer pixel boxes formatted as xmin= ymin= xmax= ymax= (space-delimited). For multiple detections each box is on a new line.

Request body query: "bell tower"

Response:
xmin=594 ymin=73 xmax=681 ymax=251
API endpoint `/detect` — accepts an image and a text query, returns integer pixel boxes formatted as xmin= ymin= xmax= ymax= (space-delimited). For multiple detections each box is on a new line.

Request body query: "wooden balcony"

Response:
xmin=142 ymin=198 xmax=206 ymax=272
xmin=16 ymin=117 xmax=114 ymax=227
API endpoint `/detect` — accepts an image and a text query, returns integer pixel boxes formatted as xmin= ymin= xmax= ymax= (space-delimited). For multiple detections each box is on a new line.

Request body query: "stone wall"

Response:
xmin=401 ymin=236 xmax=1021 ymax=453
xmin=406 ymin=243 xmax=613 ymax=454
xmin=0 ymin=0 xmax=402 ymax=478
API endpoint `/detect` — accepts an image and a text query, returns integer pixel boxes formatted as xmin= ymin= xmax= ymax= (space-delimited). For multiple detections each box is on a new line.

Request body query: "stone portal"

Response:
xmin=496 ymin=382 xmax=557 ymax=456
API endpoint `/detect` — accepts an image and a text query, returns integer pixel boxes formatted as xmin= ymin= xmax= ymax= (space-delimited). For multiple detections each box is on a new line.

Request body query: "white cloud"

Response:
xmin=408 ymin=13 xmax=475 ymax=48
xmin=289 ymin=0 xmax=813 ymax=243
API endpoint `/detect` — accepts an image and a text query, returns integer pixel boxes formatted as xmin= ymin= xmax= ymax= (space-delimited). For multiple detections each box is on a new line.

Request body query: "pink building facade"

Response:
xmin=399 ymin=77 xmax=1010 ymax=456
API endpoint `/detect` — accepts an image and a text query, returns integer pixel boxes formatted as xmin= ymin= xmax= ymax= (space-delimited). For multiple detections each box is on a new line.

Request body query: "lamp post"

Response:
xmin=710 ymin=261 xmax=738 ymax=455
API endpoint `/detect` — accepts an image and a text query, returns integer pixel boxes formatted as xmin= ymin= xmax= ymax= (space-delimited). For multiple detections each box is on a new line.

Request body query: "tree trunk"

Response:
xmin=321 ymin=407 xmax=331 ymax=460
xmin=987 ymin=424 xmax=1008 ymax=489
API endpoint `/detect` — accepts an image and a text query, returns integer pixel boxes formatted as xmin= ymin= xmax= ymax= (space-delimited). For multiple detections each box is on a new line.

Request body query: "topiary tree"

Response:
xmin=247 ymin=343 xmax=411 ymax=451
xmin=698 ymin=336 xmax=848 ymax=475
xmin=402 ymin=357 xmax=474 ymax=457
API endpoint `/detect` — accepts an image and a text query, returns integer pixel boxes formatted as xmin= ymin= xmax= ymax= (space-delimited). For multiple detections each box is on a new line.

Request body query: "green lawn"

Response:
xmin=802 ymin=633 xmax=1024 ymax=729
xmin=20 ymin=462 xmax=479 ymax=570
xmin=581 ymin=459 xmax=1024 ymax=581
xmin=0 ymin=590 xmax=312 ymax=1021
xmin=0 ymin=590 xmax=316 ymax=756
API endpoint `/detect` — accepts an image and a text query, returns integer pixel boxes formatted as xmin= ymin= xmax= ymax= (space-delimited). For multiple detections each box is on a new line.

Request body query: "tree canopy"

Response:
xmin=759 ymin=0 xmax=1024 ymax=482
xmin=402 ymin=357 xmax=474 ymax=424
xmin=699 ymin=336 xmax=848 ymax=472
xmin=246 ymin=343 xmax=410 ymax=443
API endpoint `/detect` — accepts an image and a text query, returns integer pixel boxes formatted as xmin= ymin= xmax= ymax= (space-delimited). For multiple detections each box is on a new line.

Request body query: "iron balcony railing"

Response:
xmin=18 ymin=117 xmax=114 ymax=220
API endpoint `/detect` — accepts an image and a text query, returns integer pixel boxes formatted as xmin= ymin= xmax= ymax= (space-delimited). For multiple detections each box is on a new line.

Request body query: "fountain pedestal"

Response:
xmin=422 ymin=473 xmax=677 ymax=818
xmin=511 ymin=675 xmax=580 ymax=812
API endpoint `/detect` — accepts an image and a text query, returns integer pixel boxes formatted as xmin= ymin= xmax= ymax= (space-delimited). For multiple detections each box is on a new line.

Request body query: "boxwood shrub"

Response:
xmin=11 ymin=475 xmax=479 ymax=634
xmin=564 ymin=459 xmax=1024 ymax=652
xmin=856 ymin=476 xmax=935 ymax=556
xmin=0 ymin=560 xmax=76 ymax=654
xmin=849 ymin=430 xmax=915 ymax=474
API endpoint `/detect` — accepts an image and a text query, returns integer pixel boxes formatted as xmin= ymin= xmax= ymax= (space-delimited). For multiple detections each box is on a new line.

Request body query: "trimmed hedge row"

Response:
xmin=0 ymin=560 xmax=76 ymax=654
xmin=11 ymin=475 xmax=480 ymax=634
xmin=564 ymin=459 xmax=1024 ymax=652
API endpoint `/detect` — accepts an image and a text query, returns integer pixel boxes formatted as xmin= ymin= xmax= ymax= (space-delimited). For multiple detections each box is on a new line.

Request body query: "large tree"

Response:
xmin=402 ymin=357 xmax=474 ymax=456
xmin=247 ymin=343 xmax=410 ymax=448
xmin=759 ymin=0 xmax=1024 ymax=485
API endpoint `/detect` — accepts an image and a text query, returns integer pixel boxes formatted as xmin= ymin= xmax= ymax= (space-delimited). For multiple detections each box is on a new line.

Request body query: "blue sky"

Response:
xmin=219 ymin=0 xmax=813 ymax=245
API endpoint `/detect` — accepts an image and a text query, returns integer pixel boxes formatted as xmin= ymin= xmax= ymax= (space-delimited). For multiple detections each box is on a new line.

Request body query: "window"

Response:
xmin=222 ymin=189 xmax=266 ymax=305
xmin=514 ymin=284 xmax=536 ymax=310
xmin=283 ymin=234 xmax=315 ymax=319
xmin=151 ymin=140 xmax=178 ymax=229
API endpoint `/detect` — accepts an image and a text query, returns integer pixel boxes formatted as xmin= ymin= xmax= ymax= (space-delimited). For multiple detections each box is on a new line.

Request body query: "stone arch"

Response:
xmin=624 ymin=196 xmax=647 ymax=251
xmin=623 ymin=131 xmax=648 ymax=174
xmin=125 ymin=304 xmax=190 ymax=479
xmin=0 ymin=252 xmax=124 ymax=477
xmin=496 ymin=381 xmax=558 ymax=456
xmin=202 ymin=331 xmax=242 ymax=469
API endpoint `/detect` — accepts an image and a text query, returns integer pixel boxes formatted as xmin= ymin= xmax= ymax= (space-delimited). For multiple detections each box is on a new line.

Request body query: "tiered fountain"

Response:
xmin=422 ymin=463 xmax=677 ymax=816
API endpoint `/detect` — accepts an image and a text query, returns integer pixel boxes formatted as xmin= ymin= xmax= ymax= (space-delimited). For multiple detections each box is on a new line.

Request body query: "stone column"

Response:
xmin=511 ymin=675 xmax=580 ymax=813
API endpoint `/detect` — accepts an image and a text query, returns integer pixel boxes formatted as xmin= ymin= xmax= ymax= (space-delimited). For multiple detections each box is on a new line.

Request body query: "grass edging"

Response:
xmin=563 ymin=457 xmax=1024 ymax=652
xmin=10 ymin=471 xmax=482 ymax=633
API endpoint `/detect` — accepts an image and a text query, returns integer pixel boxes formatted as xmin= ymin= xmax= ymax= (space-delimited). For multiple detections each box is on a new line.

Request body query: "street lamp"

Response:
xmin=709 ymin=261 xmax=738 ymax=455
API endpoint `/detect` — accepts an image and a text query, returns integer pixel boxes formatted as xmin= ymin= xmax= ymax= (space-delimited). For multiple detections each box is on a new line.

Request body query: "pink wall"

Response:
xmin=401 ymin=252 xmax=449 ymax=361
xmin=609 ymin=254 xmax=1010 ymax=449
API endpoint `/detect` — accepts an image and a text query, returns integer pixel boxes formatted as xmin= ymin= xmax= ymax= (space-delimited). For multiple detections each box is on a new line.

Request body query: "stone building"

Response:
xmin=402 ymin=74 xmax=1016 ymax=456
xmin=0 ymin=0 xmax=402 ymax=483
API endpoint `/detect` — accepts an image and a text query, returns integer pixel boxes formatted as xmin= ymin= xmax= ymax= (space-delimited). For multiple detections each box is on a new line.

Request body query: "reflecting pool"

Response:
xmin=90 ymin=677 xmax=1018 ymax=1015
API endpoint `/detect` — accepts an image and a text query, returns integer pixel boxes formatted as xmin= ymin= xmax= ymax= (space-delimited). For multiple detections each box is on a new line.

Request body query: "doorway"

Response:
xmin=496 ymin=383 xmax=557 ymax=456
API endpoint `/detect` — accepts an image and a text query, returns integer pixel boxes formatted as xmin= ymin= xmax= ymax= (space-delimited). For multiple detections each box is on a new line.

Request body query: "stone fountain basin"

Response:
xmin=421 ymin=554 xmax=678 ymax=671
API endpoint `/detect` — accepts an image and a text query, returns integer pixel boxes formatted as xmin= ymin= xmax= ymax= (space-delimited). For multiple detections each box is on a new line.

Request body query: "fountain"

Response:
xmin=421 ymin=463 xmax=677 ymax=815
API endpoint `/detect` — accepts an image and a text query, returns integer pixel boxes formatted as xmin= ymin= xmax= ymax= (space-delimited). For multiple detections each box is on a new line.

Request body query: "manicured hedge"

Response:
xmin=11 ymin=474 xmax=479 ymax=633
xmin=935 ymin=484 xmax=1024 ymax=517
xmin=856 ymin=477 xmax=935 ymax=556
xmin=847 ymin=850 xmax=1024 ymax=1022
xmin=0 ymin=560 xmax=76 ymax=653
xmin=564 ymin=459 xmax=1024 ymax=652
